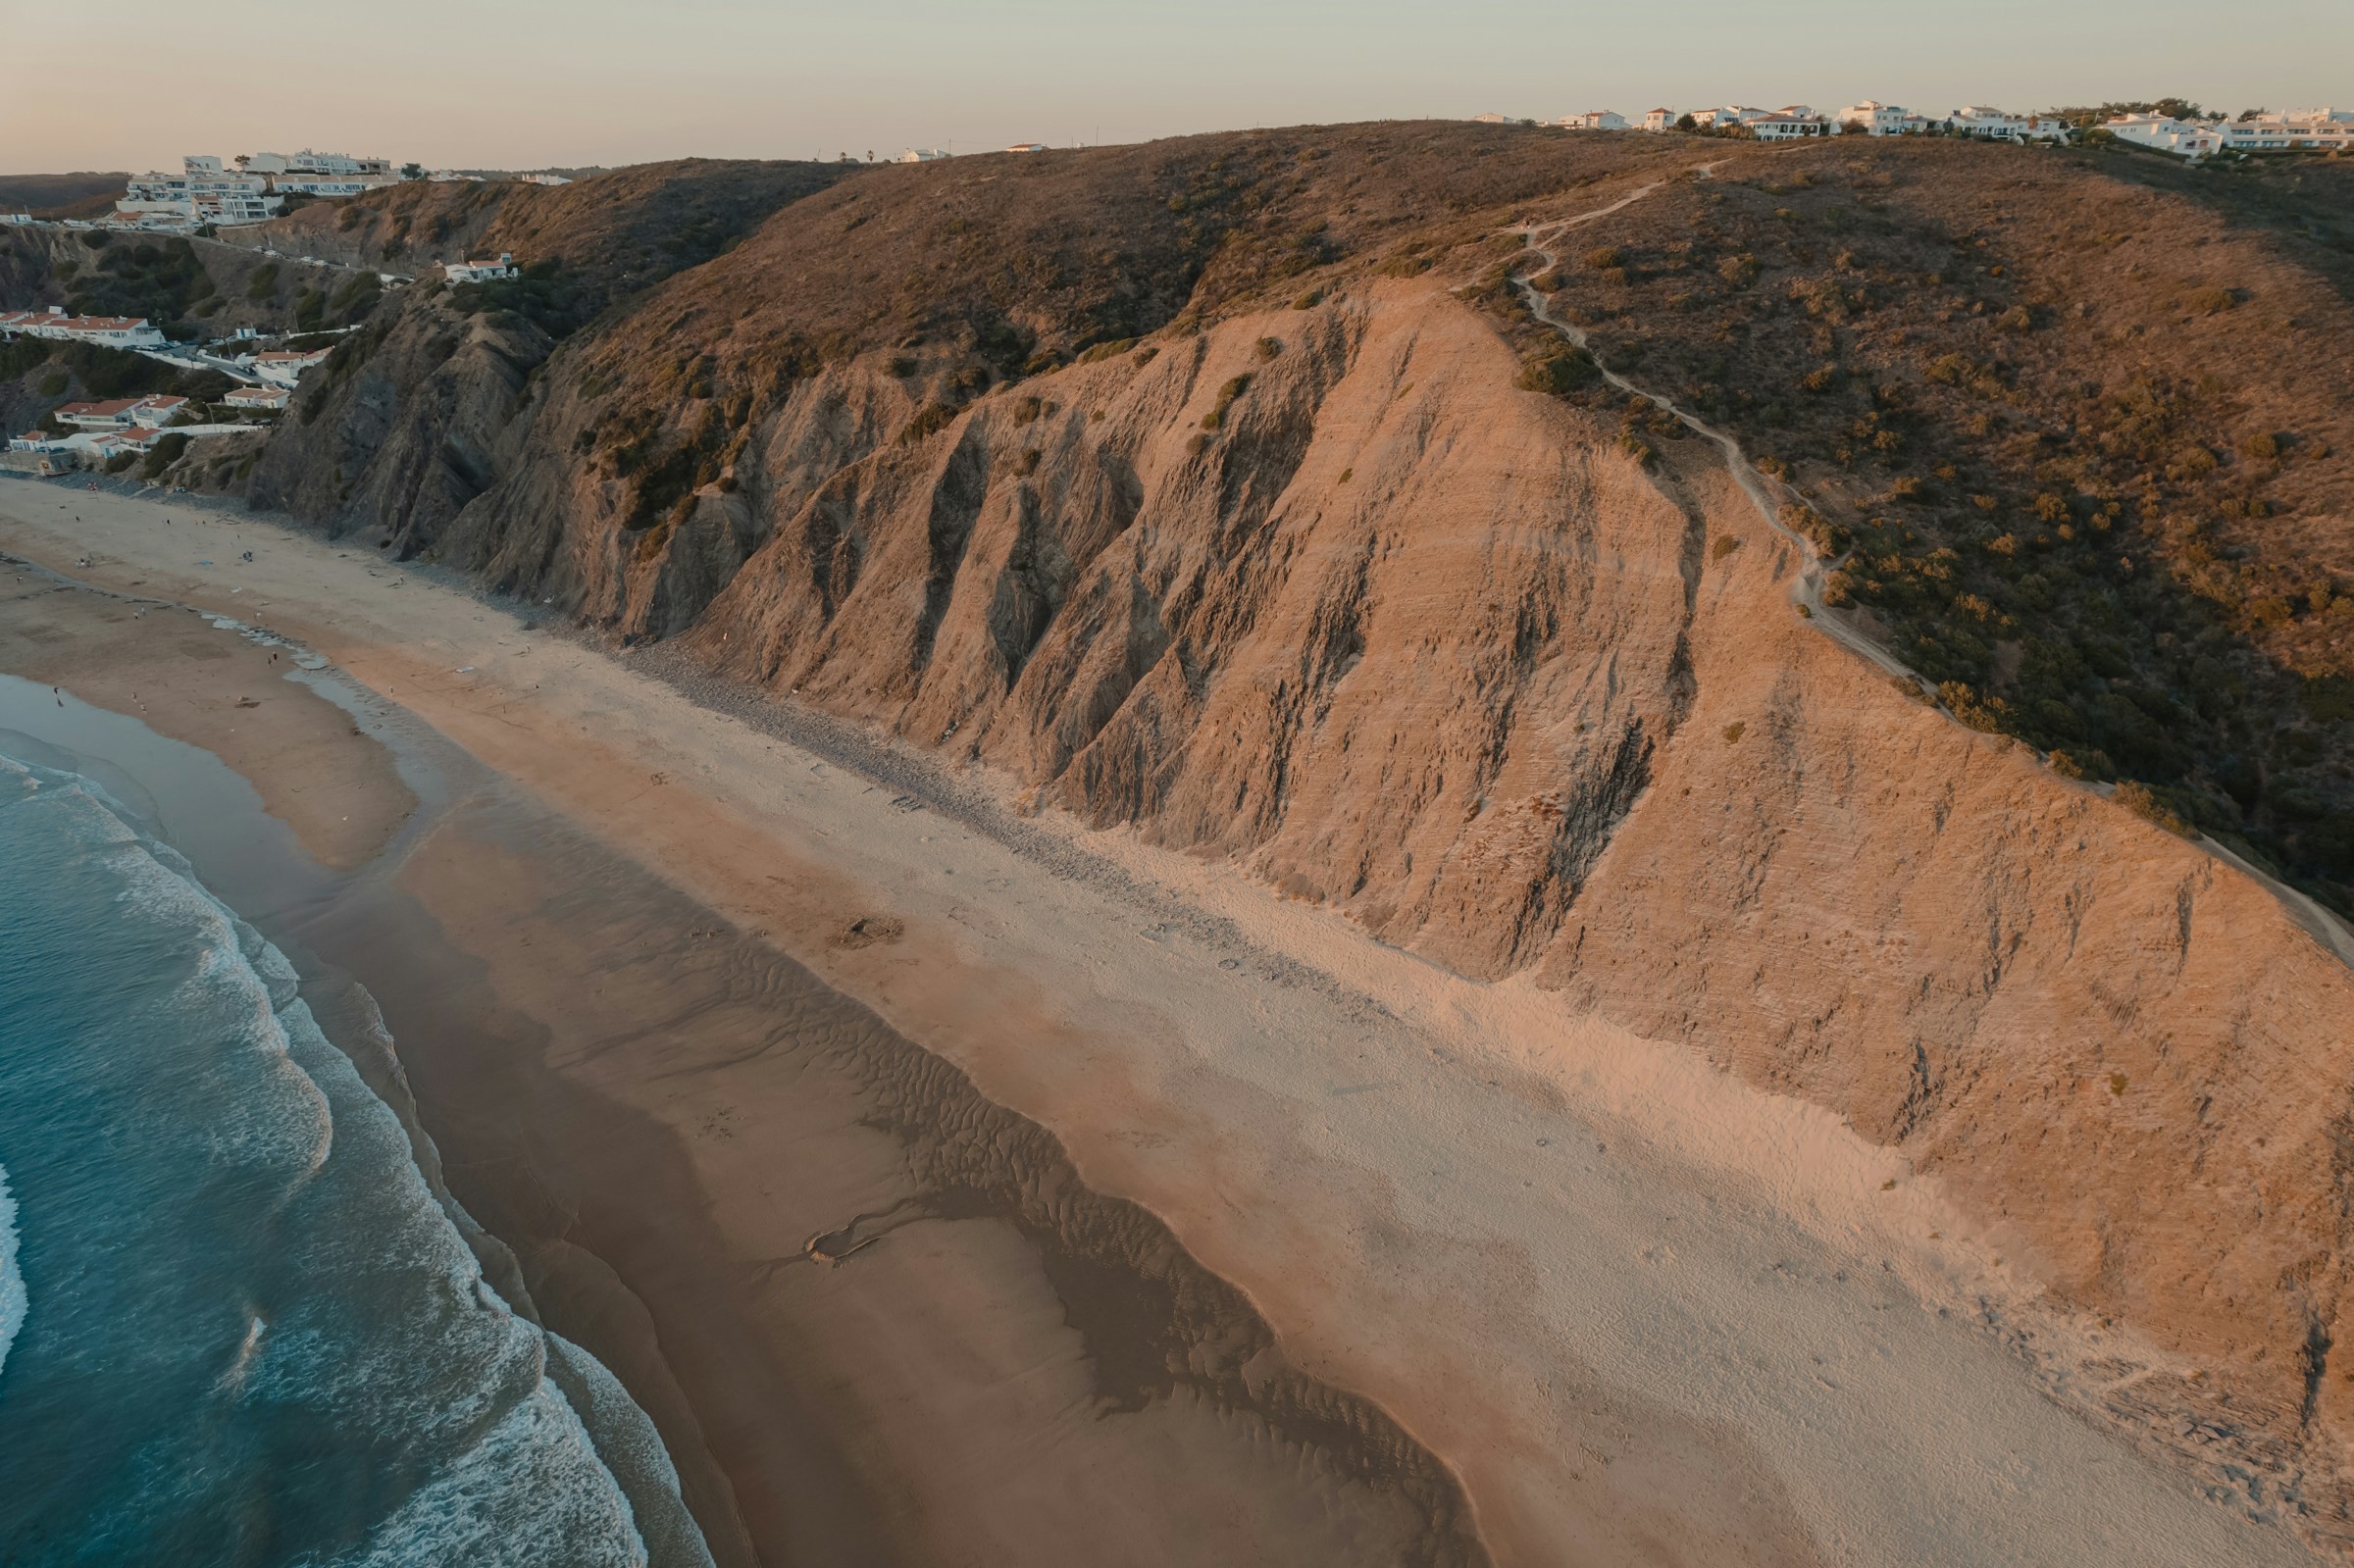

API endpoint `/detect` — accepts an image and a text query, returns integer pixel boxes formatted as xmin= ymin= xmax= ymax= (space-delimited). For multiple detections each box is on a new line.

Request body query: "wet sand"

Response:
xmin=0 ymin=479 xmax=2334 ymax=1567
xmin=0 ymin=522 xmax=1483 ymax=1566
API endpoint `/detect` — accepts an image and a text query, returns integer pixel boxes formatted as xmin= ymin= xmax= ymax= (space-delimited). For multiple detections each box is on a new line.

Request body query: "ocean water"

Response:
xmin=0 ymin=749 xmax=712 ymax=1568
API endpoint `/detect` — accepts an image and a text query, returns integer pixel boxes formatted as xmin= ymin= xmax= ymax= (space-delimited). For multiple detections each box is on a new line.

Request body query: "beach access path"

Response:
xmin=0 ymin=477 xmax=2326 ymax=1568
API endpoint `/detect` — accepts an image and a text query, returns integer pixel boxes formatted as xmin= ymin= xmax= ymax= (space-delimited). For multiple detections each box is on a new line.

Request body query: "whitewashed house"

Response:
xmin=224 ymin=384 xmax=293 ymax=414
xmin=1753 ymin=111 xmax=1831 ymax=140
xmin=252 ymin=345 xmax=336 ymax=386
xmin=1838 ymin=100 xmax=1913 ymax=134
xmin=442 ymin=253 xmax=520 ymax=284
xmin=56 ymin=394 xmax=186 ymax=429
xmin=1641 ymin=107 xmax=1676 ymax=131
xmin=0 ymin=308 xmax=169 ymax=348
xmin=1557 ymin=110 xmax=1629 ymax=130
xmin=896 ymin=148 xmax=949 ymax=163
xmin=2104 ymin=113 xmax=2224 ymax=159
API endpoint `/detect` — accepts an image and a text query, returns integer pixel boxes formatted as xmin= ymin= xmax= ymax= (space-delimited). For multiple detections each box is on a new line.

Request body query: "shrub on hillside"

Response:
xmin=138 ymin=431 xmax=190 ymax=480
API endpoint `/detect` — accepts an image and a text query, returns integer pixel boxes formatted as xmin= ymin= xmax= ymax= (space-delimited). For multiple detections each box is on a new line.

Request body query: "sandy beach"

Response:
xmin=0 ymin=475 xmax=2328 ymax=1567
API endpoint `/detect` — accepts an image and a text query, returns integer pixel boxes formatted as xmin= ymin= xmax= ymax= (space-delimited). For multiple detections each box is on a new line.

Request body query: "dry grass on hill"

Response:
xmin=1501 ymin=135 xmax=2354 ymax=910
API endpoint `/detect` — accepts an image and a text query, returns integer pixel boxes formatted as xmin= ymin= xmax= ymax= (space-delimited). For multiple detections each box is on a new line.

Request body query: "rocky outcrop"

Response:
xmin=248 ymin=304 xmax=552 ymax=545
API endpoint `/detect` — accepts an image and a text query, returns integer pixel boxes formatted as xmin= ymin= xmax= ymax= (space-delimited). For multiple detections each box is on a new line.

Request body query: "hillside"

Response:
xmin=17 ymin=123 xmax=2354 ymax=1550
xmin=1514 ymin=136 xmax=2354 ymax=911
xmin=0 ymin=172 xmax=128 ymax=220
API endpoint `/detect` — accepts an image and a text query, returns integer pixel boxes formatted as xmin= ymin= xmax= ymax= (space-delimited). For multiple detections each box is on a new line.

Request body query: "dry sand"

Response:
xmin=0 ymin=477 xmax=2327 ymax=1567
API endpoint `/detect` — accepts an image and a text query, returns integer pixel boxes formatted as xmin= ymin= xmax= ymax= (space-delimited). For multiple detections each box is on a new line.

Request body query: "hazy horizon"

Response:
xmin=2 ymin=0 xmax=2347 ymax=174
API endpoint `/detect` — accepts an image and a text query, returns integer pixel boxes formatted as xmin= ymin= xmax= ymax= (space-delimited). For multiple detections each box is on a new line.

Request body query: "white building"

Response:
xmin=2104 ymin=113 xmax=2225 ymax=159
xmin=1470 ymin=113 xmax=1509 ymax=125
xmin=2211 ymin=109 xmax=2354 ymax=152
xmin=0 ymin=307 xmax=169 ymax=348
xmin=251 ymin=346 xmax=335 ymax=386
xmin=118 ymin=159 xmax=284 ymax=226
xmin=1004 ymin=141 xmax=1049 ymax=152
xmin=896 ymin=148 xmax=949 ymax=163
xmin=1557 ymin=110 xmax=1630 ymax=130
xmin=517 ymin=173 xmax=573 ymax=185
xmin=55 ymin=394 xmax=187 ymax=429
xmin=1839 ymin=100 xmax=1913 ymax=134
xmin=1951 ymin=106 xmax=2032 ymax=139
xmin=224 ymin=384 xmax=292 ymax=414
xmin=273 ymin=177 xmax=376 ymax=197
xmin=241 ymin=149 xmax=394 ymax=180
xmin=1641 ymin=107 xmax=1676 ymax=131
xmin=88 ymin=426 xmax=168 ymax=458
xmin=442 ymin=252 xmax=520 ymax=284
xmin=1753 ymin=115 xmax=1831 ymax=140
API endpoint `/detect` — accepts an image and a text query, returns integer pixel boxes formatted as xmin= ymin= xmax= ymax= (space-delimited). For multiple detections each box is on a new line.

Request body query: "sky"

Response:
xmin=3 ymin=0 xmax=2346 ymax=174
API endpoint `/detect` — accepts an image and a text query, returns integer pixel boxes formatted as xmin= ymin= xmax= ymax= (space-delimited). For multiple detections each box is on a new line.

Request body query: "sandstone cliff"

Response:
xmin=99 ymin=125 xmax=2354 ymax=1547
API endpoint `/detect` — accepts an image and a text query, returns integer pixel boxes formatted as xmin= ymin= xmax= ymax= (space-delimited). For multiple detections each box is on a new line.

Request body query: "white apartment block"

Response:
xmin=272 ymin=177 xmax=377 ymax=197
xmin=122 ymin=177 xmax=280 ymax=225
xmin=2210 ymin=109 xmax=2354 ymax=152
xmin=240 ymin=149 xmax=394 ymax=180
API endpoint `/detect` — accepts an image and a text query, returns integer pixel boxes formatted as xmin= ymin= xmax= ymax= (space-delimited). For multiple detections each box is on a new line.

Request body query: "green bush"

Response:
xmin=2114 ymin=780 xmax=2196 ymax=836
xmin=1200 ymin=374 xmax=1251 ymax=430
xmin=138 ymin=431 xmax=190 ymax=480
xmin=1515 ymin=344 xmax=1599 ymax=396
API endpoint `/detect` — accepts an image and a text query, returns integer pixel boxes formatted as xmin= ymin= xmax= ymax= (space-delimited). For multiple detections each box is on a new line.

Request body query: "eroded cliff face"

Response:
xmin=435 ymin=273 xmax=2354 ymax=1542
xmin=247 ymin=305 xmax=551 ymax=542
xmin=222 ymin=132 xmax=2354 ymax=1549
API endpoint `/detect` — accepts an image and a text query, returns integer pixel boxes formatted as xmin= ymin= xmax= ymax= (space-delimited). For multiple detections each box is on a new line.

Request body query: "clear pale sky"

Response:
xmin=3 ymin=0 xmax=2345 ymax=174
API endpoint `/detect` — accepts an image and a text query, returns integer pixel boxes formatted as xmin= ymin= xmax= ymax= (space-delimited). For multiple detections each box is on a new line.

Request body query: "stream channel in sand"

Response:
xmin=0 ymin=479 xmax=2331 ymax=1567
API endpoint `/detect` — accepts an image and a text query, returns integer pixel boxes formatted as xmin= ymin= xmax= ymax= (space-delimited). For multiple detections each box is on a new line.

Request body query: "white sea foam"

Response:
xmin=0 ymin=1159 xmax=24 ymax=1383
xmin=310 ymin=1380 xmax=648 ymax=1568
xmin=0 ymin=747 xmax=696 ymax=1566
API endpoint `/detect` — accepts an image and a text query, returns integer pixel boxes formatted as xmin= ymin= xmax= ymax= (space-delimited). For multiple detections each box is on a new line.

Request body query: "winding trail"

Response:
xmin=1497 ymin=172 xmax=2354 ymax=969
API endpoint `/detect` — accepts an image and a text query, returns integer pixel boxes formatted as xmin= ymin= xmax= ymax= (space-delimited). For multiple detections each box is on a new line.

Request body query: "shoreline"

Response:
xmin=0 ymin=508 xmax=1489 ymax=1565
xmin=0 ymin=476 xmax=2331 ymax=1566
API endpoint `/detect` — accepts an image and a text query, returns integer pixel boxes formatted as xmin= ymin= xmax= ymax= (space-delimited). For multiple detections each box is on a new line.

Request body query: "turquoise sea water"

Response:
xmin=0 ymin=748 xmax=712 ymax=1566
